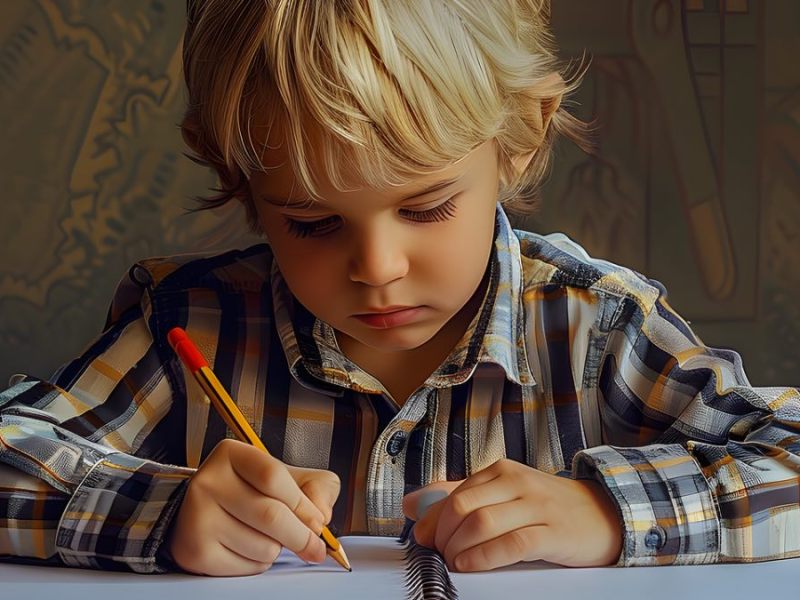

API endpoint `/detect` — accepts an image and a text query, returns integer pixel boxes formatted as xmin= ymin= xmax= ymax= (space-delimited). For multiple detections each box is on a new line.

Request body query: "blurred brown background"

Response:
xmin=0 ymin=0 xmax=798 ymax=389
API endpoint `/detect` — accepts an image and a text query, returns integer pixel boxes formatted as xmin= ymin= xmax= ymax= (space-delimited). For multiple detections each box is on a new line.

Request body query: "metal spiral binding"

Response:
xmin=398 ymin=518 xmax=459 ymax=600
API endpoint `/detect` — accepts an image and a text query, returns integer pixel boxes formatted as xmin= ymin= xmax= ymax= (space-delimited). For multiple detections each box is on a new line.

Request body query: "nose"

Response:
xmin=347 ymin=223 xmax=409 ymax=287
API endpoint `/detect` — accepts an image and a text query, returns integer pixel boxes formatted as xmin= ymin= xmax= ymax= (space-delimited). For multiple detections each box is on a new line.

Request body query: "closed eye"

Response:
xmin=282 ymin=196 xmax=459 ymax=239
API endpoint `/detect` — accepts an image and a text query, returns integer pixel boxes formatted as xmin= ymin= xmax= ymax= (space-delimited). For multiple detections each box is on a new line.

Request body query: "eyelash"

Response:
xmin=282 ymin=196 xmax=459 ymax=239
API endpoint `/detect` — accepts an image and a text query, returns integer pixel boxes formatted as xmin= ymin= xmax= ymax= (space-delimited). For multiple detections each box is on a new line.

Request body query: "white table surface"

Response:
xmin=2 ymin=538 xmax=797 ymax=600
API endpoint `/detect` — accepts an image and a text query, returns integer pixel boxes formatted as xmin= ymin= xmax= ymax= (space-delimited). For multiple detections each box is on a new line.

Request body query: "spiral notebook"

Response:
xmin=258 ymin=521 xmax=455 ymax=599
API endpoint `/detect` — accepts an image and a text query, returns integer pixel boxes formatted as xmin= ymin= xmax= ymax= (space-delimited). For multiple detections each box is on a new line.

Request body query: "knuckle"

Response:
xmin=189 ymin=472 xmax=213 ymax=496
xmin=449 ymin=492 xmax=472 ymax=518
xmin=205 ymin=439 xmax=238 ymax=471
xmin=494 ymin=458 xmax=515 ymax=474
xmin=249 ymin=471 xmax=278 ymax=498
xmin=326 ymin=471 xmax=341 ymax=491
xmin=216 ymin=438 xmax=238 ymax=454
xmin=258 ymin=459 xmax=280 ymax=487
xmin=468 ymin=507 xmax=496 ymax=536
xmin=260 ymin=500 xmax=285 ymax=529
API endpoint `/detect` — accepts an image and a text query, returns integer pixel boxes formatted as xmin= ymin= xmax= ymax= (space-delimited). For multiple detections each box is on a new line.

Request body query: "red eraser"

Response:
xmin=167 ymin=326 xmax=209 ymax=372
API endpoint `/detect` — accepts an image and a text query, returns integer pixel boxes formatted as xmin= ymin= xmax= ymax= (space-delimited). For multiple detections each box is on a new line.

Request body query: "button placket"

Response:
xmin=365 ymin=391 xmax=429 ymax=536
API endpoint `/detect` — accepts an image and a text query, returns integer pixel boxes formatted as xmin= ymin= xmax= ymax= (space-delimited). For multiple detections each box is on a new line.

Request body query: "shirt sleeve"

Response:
xmin=0 ymin=265 xmax=195 ymax=573
xmin=571 ymin=278 xmax=800 ymax=567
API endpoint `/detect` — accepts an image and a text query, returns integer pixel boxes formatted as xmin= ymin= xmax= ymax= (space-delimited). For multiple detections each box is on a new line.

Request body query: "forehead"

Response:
xmin=251 ymin=144 xmax=494 ymax=211
xmin=249 ymin=113 xmax=496 ymax=206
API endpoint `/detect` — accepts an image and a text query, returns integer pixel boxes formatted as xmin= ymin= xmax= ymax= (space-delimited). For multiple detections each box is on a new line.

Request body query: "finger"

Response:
xmin=416 ymin=489 xmax=449 ymax=520
xmin=403 ymin=460 xmax=517 ymax=523
xmin=216 ymin=541 xmax=275 ymax=577
xmin=228 ymin=443 xmax=326 ymax=531
xmin=402 ymin=481 xmax=462 ymax=521
xmin=183 ymin=538 xmax=272 ymax=577
xmin=444 ymin=460 xmax=529 ymax=500
xmin=216 ymin=504 xmax=284 ymax=565
xmin=298 ymin=473 xmax=340 ymax=525
xmin=451 ymin=525 xmax=551 ymax=573
xmin=441 ymin=498 xmax=545 ymax=570
xmin=217 ymin=472 xmax=327 ymax=563
xmin=433 ymin=475 xmax=519 ymax=555
xmin=447 ymin=459 xmax=508 ymax=491
xmin=412 ymin=497 xmax=447 ymax=548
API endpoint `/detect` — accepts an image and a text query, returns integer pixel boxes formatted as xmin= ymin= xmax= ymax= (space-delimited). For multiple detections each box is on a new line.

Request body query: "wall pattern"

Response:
xmin=532 ymin=0 xmax=800 ymax=385
xmin=0 ymin=0 xmax=797 ymax=388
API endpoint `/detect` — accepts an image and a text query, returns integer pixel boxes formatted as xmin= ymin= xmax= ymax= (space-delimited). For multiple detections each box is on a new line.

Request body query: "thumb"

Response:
xmin=298 ymin=471 xmax=341 ymax=526
xmin=403 ymin=480 xmax=464 ymax=521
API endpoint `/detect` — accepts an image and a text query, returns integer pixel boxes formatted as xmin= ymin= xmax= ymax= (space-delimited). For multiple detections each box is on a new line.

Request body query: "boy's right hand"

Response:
xmin=166 ymin=438 xmax=340 ymax=576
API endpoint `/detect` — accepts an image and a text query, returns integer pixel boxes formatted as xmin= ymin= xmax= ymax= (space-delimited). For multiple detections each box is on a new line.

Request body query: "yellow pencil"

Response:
xmin=167 ymin=326 xmax=351 ymax=572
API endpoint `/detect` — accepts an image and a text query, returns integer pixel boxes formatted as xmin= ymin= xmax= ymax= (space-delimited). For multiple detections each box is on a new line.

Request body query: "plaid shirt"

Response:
xmin=1 ymin=202 xmax=799 ymax=573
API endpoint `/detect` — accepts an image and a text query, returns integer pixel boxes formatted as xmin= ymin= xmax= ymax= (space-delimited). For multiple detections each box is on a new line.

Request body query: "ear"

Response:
xmin=537 ymin=71 xmax=565 ymax=133
xmin=509 ymin=71 xmax=565 ymax=175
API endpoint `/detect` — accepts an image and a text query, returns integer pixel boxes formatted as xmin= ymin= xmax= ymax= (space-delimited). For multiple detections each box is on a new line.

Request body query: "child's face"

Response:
xmin=248 ymin=124 xmax=500 ymax=360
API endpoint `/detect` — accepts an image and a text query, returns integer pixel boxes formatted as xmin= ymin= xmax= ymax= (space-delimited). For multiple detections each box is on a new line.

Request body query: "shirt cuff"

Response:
xmin=55 ymin=453 xmax=195 ymax=573
xmin=572 ymin=444 xmax=720 ymax=566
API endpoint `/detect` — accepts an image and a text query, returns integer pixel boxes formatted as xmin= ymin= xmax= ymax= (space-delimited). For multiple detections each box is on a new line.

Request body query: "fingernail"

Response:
xmin=416 ymin=489 xmax=449 ymax=519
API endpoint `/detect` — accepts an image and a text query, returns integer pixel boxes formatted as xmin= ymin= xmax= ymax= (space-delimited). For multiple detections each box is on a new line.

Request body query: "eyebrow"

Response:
xmin=261 ymin=176 xmax=462 ymax=209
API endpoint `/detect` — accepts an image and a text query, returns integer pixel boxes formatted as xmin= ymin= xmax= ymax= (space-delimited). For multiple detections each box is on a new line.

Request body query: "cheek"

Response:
xmin=417 ymin=213 xmax=494 ymax=282
xmin=273 ymin=244 xmax=339 ymax=304
xmin=260 ymin=221 xmax=339 ymax=304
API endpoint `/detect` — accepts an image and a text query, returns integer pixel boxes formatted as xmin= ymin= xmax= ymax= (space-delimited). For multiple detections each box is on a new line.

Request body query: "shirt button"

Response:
xmin=386 ymin=430 xmax=408 ymax=457
xmin=129 ymin=264 xmax=153 ymax=287
xmin=644 ymin=526 xmax=667 ymax=550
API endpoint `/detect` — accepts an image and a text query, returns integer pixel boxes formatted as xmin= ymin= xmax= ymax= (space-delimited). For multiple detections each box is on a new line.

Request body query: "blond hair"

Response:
xmin=180 ymin=0 xmax=591 ymax=234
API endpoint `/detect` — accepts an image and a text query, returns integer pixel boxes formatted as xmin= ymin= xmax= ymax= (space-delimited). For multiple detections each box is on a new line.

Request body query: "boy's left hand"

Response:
xmin=402 ymin=458 xmax=622 ymax=572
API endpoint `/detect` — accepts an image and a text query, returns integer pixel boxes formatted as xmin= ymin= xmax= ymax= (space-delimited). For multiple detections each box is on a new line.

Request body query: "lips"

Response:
xmin=356 ymin=305 xmax=416 ymax=316
xmin=353 ymin=306 xmax=425 ymax=328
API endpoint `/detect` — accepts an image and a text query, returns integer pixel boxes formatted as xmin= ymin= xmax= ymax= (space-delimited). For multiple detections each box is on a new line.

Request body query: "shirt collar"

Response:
xmin=271 ymin=201 xmax=536 ymax=396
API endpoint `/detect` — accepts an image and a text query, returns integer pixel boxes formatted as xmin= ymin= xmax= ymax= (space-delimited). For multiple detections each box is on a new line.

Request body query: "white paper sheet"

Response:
xmin=2 ymin=535 xmax=799 ymax=600
xmin=1 ymin=537 xmax=411 ymax=600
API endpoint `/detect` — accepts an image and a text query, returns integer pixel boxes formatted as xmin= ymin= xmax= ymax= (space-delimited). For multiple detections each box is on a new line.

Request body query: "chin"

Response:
xmin=350 ymin=324 xmax=441 ymax=351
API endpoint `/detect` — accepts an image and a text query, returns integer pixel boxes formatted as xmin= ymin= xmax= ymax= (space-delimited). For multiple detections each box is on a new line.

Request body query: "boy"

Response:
xmin=1 ymin=0 xmax=798 ymax=577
